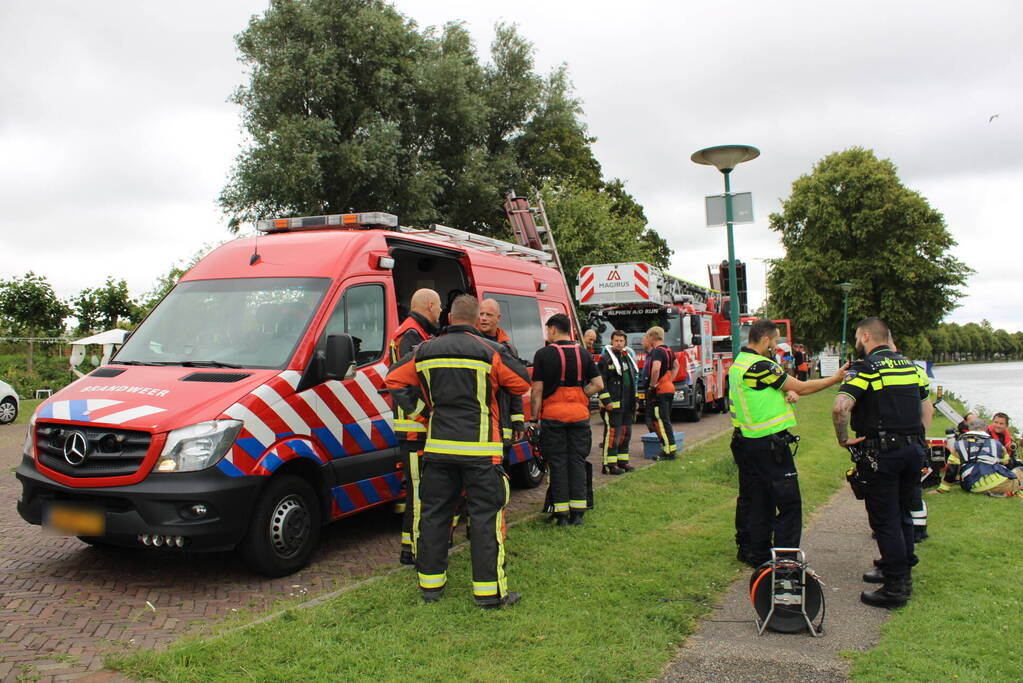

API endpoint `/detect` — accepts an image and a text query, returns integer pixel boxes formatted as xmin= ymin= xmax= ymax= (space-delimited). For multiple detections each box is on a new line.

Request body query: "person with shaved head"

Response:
xmin=386 ymin=294 xmax=530 ymax=608
xmin=389 ymin=288 xmax=441 ymax=565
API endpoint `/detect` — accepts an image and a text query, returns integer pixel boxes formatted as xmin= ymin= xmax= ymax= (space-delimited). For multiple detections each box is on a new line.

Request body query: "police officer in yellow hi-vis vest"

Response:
xmin=729 ymin=319 xmax=847 ymax=567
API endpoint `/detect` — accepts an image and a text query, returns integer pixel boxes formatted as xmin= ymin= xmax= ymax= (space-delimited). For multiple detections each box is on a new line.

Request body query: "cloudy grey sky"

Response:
xmin=2 ymin=1 xmax=1020 ymax=332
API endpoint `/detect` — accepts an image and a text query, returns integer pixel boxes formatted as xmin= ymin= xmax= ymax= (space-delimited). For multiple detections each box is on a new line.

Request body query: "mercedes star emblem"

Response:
xmin=63 ymin=431 xmax=90 ymax=466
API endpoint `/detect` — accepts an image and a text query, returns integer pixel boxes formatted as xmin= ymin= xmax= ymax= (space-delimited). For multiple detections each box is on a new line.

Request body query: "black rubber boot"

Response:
xmin=546 ymin=514 xmax=569 ymax=526
xmin=602 ymin=464 xmax=624 ymax=475
xmin=421 ymin=587 xmax=445 ymax=604
xmin=399 ymin=549 xmax=415 ymax=565
xmin=863 ymin=567 xmax=885 ymax=583
xmin=618 ymin=462 xmax=635 ymax=472
xmin=861 ymin=577 xmax=911 ymax=609
xmin=477 ymin=591 xmax=522 ymax=609
xmin=569 ymin=510 xmax=585 ymax=526
xmin=737 ymin=548 xmax=758 ymax=568
xmin=914 ymin=527 xmax=929 ymax=543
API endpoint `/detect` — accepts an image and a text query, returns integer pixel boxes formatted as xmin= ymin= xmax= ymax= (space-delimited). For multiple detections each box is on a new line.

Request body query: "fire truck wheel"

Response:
xmin=240 ymin=475 xmax=321 ymax=577
xmin=686 ymin=385 xmax=704 ymax=422
xmin=511 ymin=458 xmax=545 ymax=488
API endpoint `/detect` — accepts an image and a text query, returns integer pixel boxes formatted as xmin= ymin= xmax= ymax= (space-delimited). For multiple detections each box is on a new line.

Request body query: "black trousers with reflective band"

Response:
xmin=399 ymin=440 xmax=423 ymax=553
xmin=541 ymin=419 xmax=591 ymax=513
xmin=600 ymin=409 xmax=632 ymax=465
xmin=617 ymin=395 xmax=635 ymax=462
xmin=732 ymin=432 xmax=802 ymax=565
xmin=646 ymin=392 xmax=675 ymax=454
xmin=416 ymin=455 xmax=510 ymax=601
xmin=860 ymin=444 xmax=924 ymax=581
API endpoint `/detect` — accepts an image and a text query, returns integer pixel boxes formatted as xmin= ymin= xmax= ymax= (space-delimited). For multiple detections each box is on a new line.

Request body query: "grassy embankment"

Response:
xmin=848 ymin=395 xmax=1023 ymax=682
xmin=109 ymin=389 xmax=1021 ymax=682
xmin=110 ymin=390 xmax=849 ymax=682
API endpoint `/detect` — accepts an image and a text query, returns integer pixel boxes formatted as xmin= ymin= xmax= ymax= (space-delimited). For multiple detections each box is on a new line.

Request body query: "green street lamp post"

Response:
xmin=692 ymin=144 xmax=761 ymax=356
xmin=839 ymin=282 xmax=854 ymax=360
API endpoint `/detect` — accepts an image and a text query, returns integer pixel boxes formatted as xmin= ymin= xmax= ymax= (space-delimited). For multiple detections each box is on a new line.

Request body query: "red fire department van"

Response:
xmin=16 ymin=213 xmax=572 ymax=576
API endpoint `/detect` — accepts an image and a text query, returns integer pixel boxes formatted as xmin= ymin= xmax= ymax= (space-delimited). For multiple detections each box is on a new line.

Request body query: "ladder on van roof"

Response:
xmin=502 ymin=190 xmax=582 ymax=337
xmin=396 ymin=223 xmax=552 ymax=264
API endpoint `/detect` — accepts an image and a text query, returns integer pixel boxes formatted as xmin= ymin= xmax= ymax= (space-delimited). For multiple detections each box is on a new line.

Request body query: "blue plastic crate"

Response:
xmin=641 ymin=432 xmax=685 ymax=459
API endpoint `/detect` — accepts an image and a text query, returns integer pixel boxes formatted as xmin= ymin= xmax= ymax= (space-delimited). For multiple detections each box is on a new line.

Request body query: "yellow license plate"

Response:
xmin=45 ymin=505 xmax=105 ymax=536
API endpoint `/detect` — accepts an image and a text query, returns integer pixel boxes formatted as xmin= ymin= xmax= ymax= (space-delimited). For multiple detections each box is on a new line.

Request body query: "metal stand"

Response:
xmin=754 ymin=548 xmax=823 ymax=637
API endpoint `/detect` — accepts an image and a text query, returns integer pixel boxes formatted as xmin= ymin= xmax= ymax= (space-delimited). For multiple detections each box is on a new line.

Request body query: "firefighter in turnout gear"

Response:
xmin=385 ymin=295 xmax=530 ymax=608
xmin=389 ymin=289 xmax=441 ymax=565
xmin=477 ymin=299 xmax=526 ymax=445
xmin=833 ymin=317 xmax=933 ymax=610
xmin=529 ymin=314 xmax=604 ymax=526
xmin=597 ymin=329 xmax=639 ymax=474
xmin=932 ymin=416 xmax=1023 ymax=496
xmin=642 ymin=326 xmax=680 ymax=460
xmin=730 ymin=319 xmax=847 ymax=567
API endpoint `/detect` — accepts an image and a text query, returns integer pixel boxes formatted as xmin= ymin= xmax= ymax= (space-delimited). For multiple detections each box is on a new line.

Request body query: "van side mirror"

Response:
xmin=691 ymin=335 xmax=702 ymax=346
xmin=944 ymin=427 xmax=956 ymax=436
xmin=691 ymin=316 xmax=702 ymax=335
xmin=325 ymin=334 xmax=356 ymax=380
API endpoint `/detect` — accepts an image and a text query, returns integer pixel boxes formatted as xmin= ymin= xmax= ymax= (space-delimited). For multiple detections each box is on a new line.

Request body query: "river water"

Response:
xmin=930 ymin=362 xmax=1023 ymax=423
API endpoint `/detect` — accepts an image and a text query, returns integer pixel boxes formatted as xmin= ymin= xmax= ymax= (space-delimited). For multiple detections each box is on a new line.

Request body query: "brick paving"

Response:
xmin=1 ymin=413 xmax=728 ymax=681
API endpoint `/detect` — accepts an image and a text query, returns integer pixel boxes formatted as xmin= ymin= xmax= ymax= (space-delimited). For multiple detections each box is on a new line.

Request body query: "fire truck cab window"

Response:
xmin=115 ymin=277 xmax=330 ymax=369
xmin=482 ymin=292 xmax=544 ymax=364
xmin=320 ymin=284 xmax=386 ymax=366
xmin=595 ymin=308 xmax=684 ymax=354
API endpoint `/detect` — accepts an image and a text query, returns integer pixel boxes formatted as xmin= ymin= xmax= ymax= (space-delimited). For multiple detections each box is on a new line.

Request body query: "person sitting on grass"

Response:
xmin=931 ymin=417 xmax=1023 ymax=497
xmin=987 ymin=412 xmax=1017 ymax=458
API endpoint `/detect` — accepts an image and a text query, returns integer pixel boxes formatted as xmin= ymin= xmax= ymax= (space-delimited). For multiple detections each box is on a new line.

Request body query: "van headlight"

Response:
xmin=156 ymin=420 xmax=243 ymax=473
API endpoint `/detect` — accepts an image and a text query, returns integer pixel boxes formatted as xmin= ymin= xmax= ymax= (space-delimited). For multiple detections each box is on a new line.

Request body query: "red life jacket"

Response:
xmin=987 ymin=425 xmax=1014 ymax=451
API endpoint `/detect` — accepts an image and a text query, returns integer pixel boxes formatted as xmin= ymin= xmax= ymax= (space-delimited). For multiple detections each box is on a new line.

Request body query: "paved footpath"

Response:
xmin=0 ymin=413 xmax=728 ymax=682
xmin=659 ymin=486 xmax=892 ymax=682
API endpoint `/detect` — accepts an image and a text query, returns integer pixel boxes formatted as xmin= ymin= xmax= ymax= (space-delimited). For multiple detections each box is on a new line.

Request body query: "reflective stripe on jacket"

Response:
xmin=389 ymin=313 xmax=432 ymax=440
xmin=385 ymin=325 xmax=530 ymax=462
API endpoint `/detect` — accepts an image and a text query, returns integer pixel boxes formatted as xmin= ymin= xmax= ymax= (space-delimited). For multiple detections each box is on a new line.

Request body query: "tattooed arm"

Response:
xmin=832 ymin=393 xmax=862 ymax=446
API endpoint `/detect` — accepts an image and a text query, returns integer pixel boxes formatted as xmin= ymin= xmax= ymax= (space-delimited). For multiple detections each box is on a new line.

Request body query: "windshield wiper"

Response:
xmin=179 ymin=360 xmax=245 ymax=369
xmin=109 ymin=360 xmax=160 ymax=366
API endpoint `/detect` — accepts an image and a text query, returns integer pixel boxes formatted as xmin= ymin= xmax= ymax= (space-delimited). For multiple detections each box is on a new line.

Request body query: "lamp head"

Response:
xmin=691 ymin=145 xmax=760 ymax=172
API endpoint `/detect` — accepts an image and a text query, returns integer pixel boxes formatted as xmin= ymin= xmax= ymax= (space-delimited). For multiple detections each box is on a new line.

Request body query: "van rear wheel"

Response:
xmin=511 ymin=458 xmax=545 ymax=488
xmin=240 ymin=475 xmax=321 ymax=577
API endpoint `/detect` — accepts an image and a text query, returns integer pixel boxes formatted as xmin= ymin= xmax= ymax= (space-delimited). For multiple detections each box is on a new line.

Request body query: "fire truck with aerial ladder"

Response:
xmin=575 ymin=262 xmax=736 ymax=421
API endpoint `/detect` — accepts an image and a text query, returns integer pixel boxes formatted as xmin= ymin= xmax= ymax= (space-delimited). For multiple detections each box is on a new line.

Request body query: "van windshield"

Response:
xmin=594 ymin=307 xmax=683 ymax=355
xmin=116 ymin=277 xmax=330 ymax=369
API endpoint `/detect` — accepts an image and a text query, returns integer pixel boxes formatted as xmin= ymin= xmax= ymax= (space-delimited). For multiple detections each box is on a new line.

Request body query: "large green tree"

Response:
xmin=766 ymin=148 xmax=971 ymax=350
xmin=220 ymin=0 xmax=671 ymax=269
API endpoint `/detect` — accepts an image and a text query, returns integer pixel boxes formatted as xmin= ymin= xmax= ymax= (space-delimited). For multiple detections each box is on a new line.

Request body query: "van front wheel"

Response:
xmin=240 ymin=475 xmax=321 ymax=577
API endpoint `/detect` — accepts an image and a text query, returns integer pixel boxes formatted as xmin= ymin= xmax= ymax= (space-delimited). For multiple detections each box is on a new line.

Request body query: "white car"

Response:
xmin=0 ymin=379 xmax=19 ymax=424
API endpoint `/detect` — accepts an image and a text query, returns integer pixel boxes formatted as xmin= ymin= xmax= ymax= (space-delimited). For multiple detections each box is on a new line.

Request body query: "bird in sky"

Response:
xmin=989 ymin=114 xmax=1000 ymax=123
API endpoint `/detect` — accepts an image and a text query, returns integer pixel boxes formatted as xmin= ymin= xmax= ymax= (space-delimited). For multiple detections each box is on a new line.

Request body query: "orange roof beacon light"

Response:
xmin=255 ymin=212 xmax=399 ymax=233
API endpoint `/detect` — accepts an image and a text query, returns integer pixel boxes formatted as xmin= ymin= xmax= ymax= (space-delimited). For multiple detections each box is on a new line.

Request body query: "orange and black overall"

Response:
xmin=385 ymin=325 xmax=530 ymax=604
xmin=534 ymin=341 xmax=598 ymax=519
xmin=645 ymin=344 xmax=677 ymax=458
